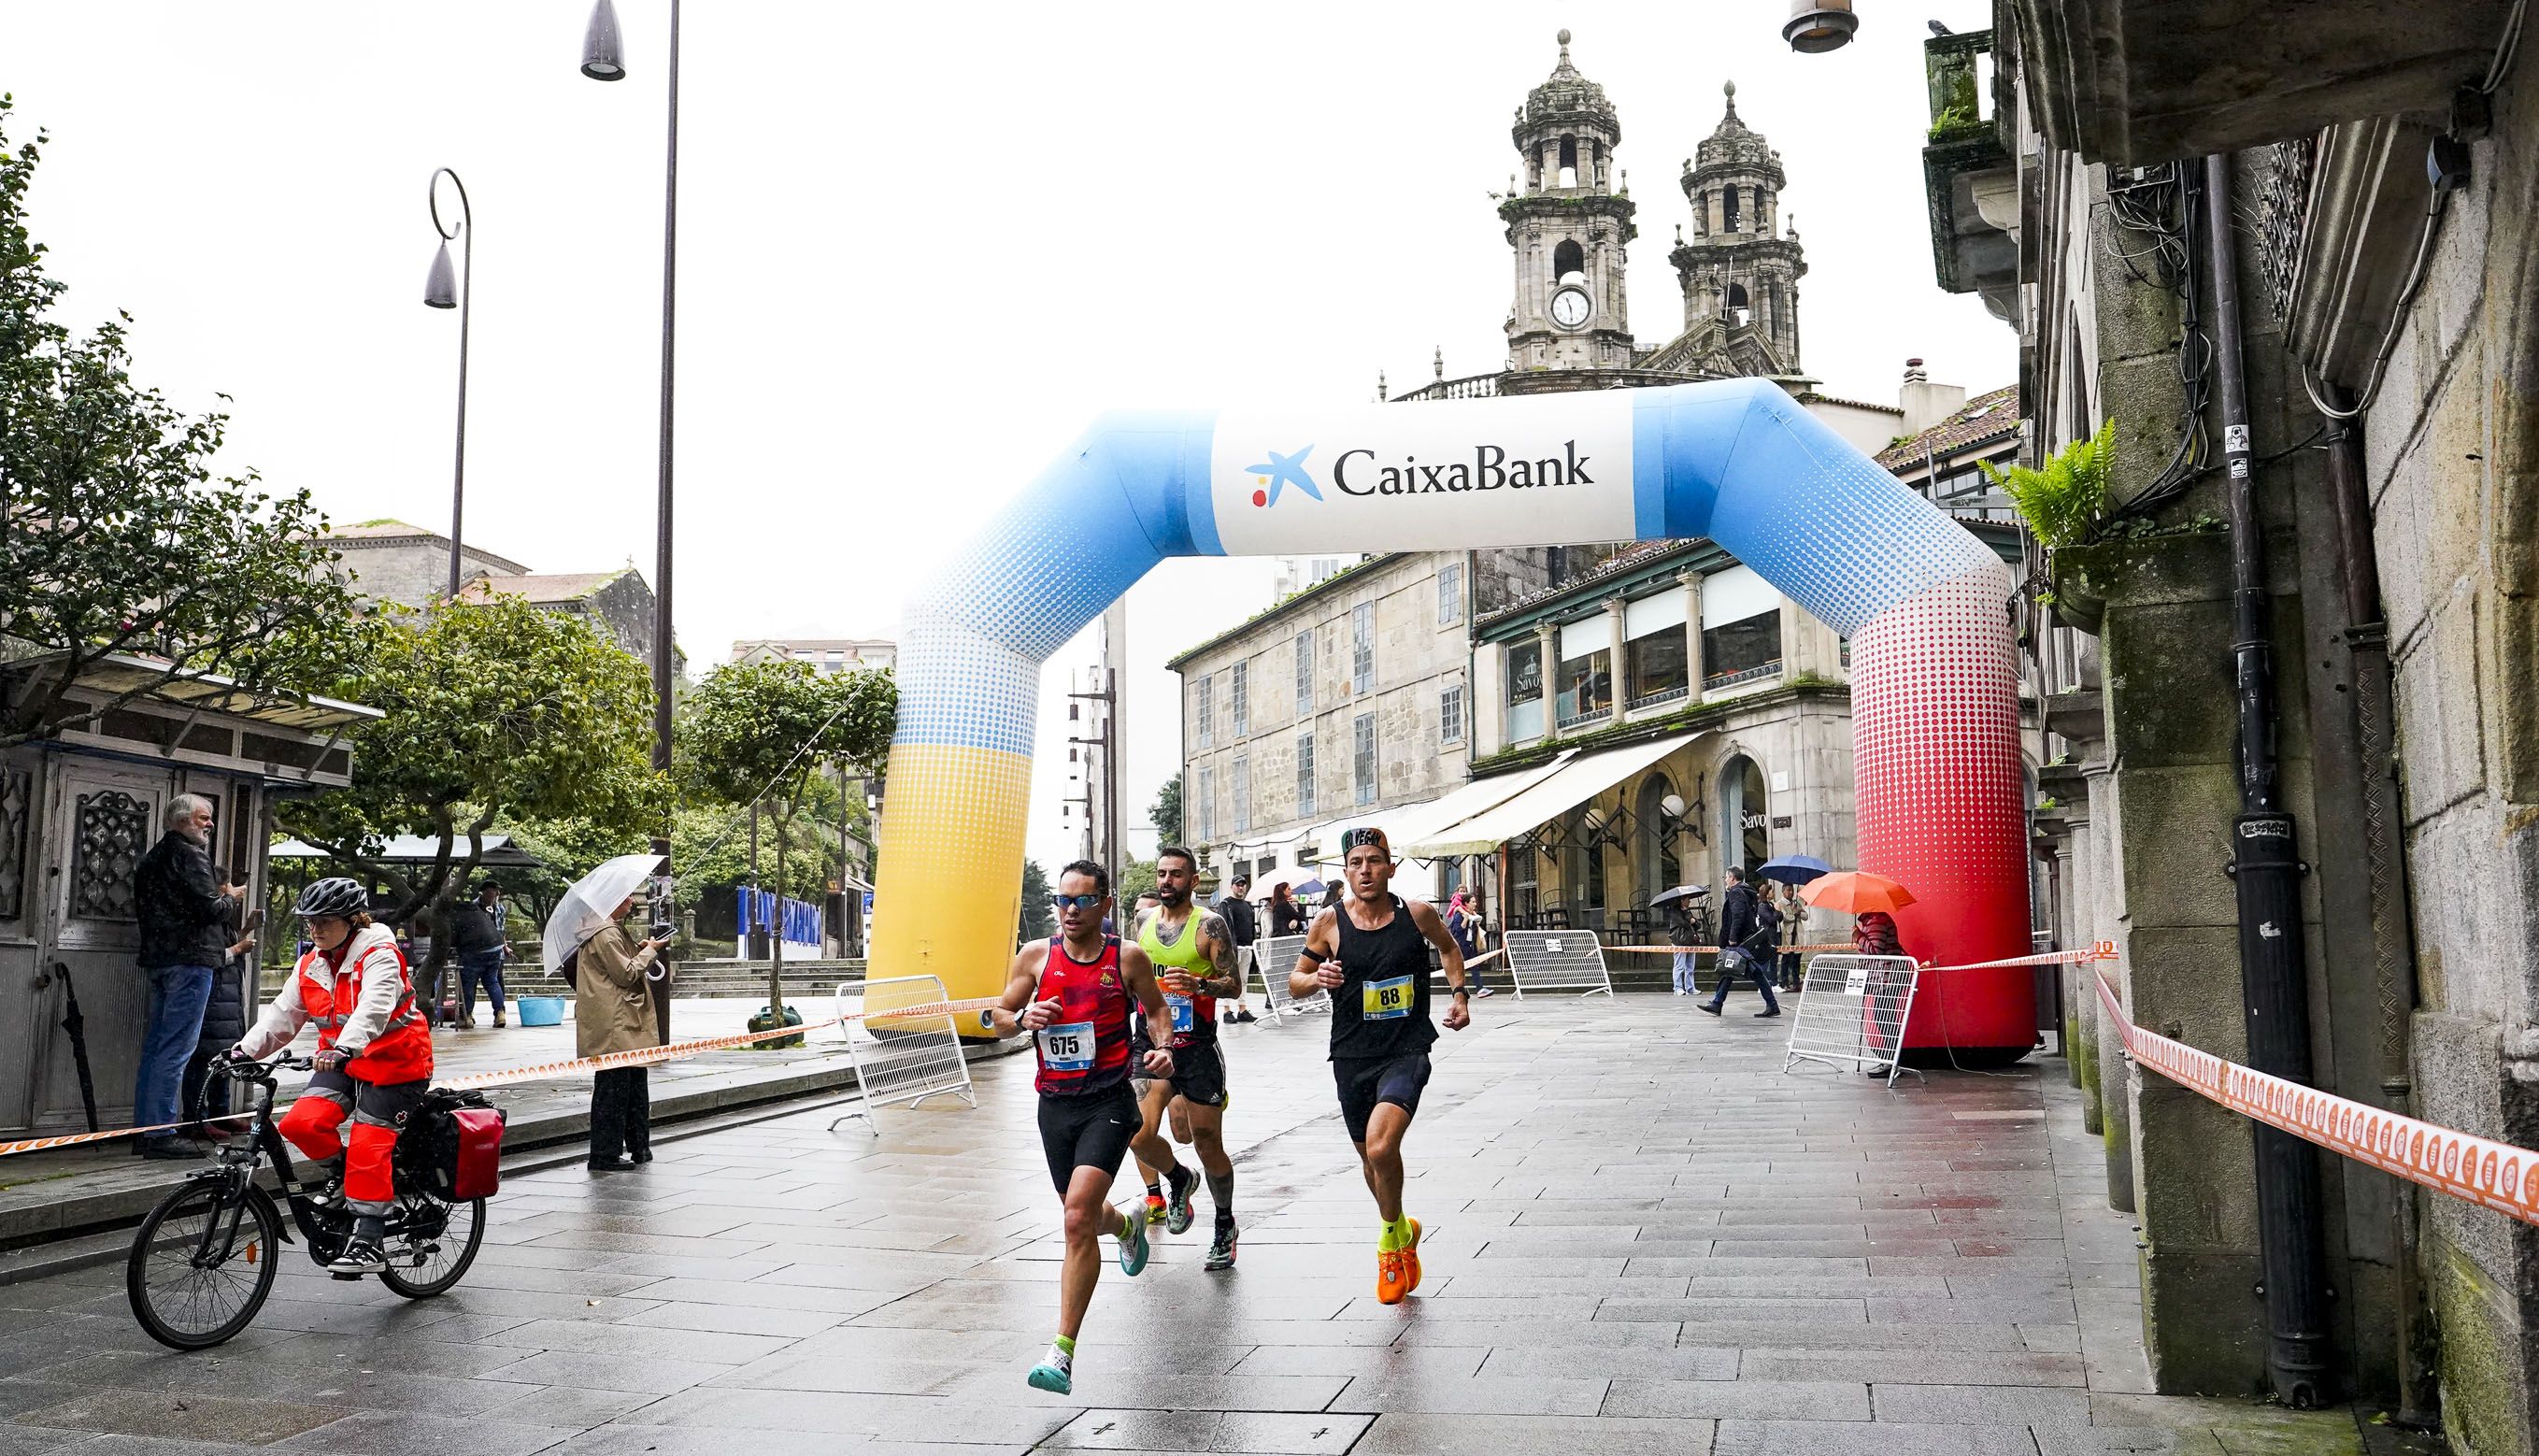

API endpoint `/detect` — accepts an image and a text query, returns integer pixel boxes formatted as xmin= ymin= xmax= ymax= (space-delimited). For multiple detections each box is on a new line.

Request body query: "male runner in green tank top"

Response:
xmin=1129 ymin=846 xmax=1244 ymax=1270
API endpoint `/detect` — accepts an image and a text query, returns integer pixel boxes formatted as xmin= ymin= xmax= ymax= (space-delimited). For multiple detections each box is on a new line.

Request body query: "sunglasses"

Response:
xmin=1049 ymin=893 xmax=1105 ymax=911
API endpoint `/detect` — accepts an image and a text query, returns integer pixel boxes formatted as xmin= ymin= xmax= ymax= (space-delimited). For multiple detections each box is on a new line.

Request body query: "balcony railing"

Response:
xmin=1703 ymin=660 xmax=1783 ymax=692
xmin=1628 ymin=683 xmax=1691 ymax=712
xmin=1393 ymin=373 xmax=1503 ymax=403
xmin=1555 ymin=703 xmax=1613 ymax=731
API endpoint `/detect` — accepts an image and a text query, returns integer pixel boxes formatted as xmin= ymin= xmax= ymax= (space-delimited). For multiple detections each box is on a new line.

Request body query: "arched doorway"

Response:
xmin=1719 ymin=755 xmax=1769 ymax=880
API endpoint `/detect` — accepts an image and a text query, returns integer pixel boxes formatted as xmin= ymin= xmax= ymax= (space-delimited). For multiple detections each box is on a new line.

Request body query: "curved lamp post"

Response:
xmin=583 ymin=0 xmax=681 ymax=1035
xmin=423 ymin=167 xmax=473 ymax=600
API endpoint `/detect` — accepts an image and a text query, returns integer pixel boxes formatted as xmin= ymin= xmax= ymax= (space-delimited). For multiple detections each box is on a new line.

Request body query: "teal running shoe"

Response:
xmin=1117 ymin=1204 xmax=1150 ymax=1277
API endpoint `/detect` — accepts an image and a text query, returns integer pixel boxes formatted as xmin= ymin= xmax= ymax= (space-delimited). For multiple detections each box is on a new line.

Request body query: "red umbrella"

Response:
xmin=1799 ymin=871 xmax=1917 ymax=916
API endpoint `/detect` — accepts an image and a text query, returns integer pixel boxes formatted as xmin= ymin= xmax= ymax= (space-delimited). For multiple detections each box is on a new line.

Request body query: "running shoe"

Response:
xmin=1400 ymin=1216 xmax=1422 ymax=1298
xmin=1473 ymin=986 xmax=1494 ymax=998
xmin=1117 ymin=1206 xmax=1151 ymax=1277
xmin=1376 ymin=1244 xmax=1410 ymax=1305
xmin=1164 ymin=1165 xmax=1197 ymax=1235
xmin=1144 ymin=1192 xmax=1166 ymax=1224
xmin=1235 ymin=1006 xmax=1258 ymax=1022
xmin=1026 ymin=1358 xmax=1073 ymax=1394
xmin=1205 ymin=1220 xmax=1239 ymax=1271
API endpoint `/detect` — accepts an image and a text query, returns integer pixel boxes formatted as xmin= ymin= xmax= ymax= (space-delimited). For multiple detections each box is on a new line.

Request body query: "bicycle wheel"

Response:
xmin=125 ymin=1180 xmax=280 ymax=1350
xmin=378 ymin=1192 xmax=484 ymax=1299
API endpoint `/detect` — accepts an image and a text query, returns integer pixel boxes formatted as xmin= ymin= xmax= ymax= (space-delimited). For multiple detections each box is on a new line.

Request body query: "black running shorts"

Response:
xmin=1332 ymin=1052 xmax=1432 ymax=1144
xmin=1036 ymin=1082 xmax=1139 ymax=1196
xmin=1135 ymin=1040 xmax=1229 ymax=1109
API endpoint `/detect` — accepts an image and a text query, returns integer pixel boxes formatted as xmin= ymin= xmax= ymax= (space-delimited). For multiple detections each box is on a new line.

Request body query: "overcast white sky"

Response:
xmin=9 ymin=0 xmax=2008 ymax=877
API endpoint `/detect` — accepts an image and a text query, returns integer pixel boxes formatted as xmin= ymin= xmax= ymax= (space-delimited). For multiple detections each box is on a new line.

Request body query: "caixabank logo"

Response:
xmin=1246 ymin=440 xmax=1596 ymax=507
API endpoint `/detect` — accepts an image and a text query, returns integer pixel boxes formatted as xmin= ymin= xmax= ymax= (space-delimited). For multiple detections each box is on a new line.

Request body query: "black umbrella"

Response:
xmin=52 ymin=963 xmax=99 ymax=1134
xmin=1759 ymin=855 xmax=1833 ymax=886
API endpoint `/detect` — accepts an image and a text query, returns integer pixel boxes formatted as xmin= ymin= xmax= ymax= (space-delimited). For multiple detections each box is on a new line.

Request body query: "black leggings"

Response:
xmin=590 ymin=1067 xmax=651 ymax=1161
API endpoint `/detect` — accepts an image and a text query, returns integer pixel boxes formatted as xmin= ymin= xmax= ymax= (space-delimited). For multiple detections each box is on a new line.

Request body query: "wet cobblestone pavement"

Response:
xmin=0 ymin=997 xmax=2380 ymax=1453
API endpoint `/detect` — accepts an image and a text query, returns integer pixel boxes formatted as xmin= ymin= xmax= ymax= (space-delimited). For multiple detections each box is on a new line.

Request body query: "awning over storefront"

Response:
xmin=1402 ymin=730 xmax=1713 ymax=857
xmin=1369 ymin=750 xmax=1577 ymax=857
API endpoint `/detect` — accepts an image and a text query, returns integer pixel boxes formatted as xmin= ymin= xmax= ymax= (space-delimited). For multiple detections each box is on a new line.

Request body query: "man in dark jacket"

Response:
xmin=133 ymin=794 xmax=241 ymax=1157
xmin=179 ymin=876 xmax=258 ymax=1135
xmin=448 ymin=880 xmax=509 ymax=1029
xmin=1213 ymin=875 xmax=1260 ymax=1024
xmin=1698 ymin=865 xmax=1779 ymax=1018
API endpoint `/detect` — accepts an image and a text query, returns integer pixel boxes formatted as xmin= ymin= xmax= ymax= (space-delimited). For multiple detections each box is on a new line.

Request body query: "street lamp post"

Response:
xmin=582 ymin=0 xmax=681 ymax=1037
xmin=421 ymin=167 xmax=473 ymax=601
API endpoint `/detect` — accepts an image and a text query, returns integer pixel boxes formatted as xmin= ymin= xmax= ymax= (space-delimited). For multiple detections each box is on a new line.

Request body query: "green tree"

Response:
xmin=1149 ymin=772 xmax=1183 ymax=844
xmin=1117 ymin=854 xmax=1158 ymax=909
xmin=1018 ymin=860 xmax=1054 ymax=941
xmin=681 ymin=659 xmax=894 ymax=1013
xmin=278 ymin=597 xmax=666 ymax=982
xmin=0 ymin=97 xmax=363 ymax=746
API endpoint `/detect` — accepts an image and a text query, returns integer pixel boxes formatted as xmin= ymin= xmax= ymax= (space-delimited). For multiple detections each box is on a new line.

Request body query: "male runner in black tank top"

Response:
xmin=1289 ymin=827 xmax=1470 ymax=1305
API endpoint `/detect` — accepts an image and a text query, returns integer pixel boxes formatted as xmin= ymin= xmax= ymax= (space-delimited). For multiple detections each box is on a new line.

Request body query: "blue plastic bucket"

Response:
xmin=517 ymin=995 xmax=566 ymax=1027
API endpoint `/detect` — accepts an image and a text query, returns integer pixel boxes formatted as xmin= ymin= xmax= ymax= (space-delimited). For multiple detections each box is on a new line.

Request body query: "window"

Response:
xmin=1552 ymin=237 xmax=1585 ymax=283
xmin=1294 ymin=631 xmax=1313 ymax=713
xmin=1723 ymin=186 xmax=1741 ymax=231
xmin=1505 ymin=640 xmax=1545 ymax=742
xmin=1296 ymin=731 xmax=1317 ymax=818
xmin=1436 ymin=562 xmax=1463 ymax=626
xmin=1352 ymin=713 xmax=1376 ymax=807
xmin=1350 ymin=603 xmax=1374 ymax=694
xmin=1553 ymin=617 xmax=1612 ymax=728
xmin=1193 ymin=674 xmax=1213 ymax=749
xmin=1231 ymin=661 xmax=1249 ymax=738
xmin=1232 ymin=756 xmax=1250 ymax=833
xmin=1627 ymin=632 xmax=1689 ymax=707
xmin=1196 ymin=764 xmax=1215 ymax=842
xmin=1440 ymin=685 xmax=1465 ymax=745
xmin=1702 ymin=611 xmax=1783 ymax=689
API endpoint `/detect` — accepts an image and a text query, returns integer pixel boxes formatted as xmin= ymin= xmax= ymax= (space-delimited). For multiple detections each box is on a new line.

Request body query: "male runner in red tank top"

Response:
xmin=980 ymin=859 xmax=1177 ymax=1395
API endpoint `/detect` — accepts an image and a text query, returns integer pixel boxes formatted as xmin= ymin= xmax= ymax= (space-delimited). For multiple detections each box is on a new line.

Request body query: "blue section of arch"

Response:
xmin=893 ymin=378 xmax=1992 ymax=757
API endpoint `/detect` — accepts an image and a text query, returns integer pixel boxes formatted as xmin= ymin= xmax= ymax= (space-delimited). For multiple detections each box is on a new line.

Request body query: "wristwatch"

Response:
xmin=1450 ymin=986 xmax=1471 ymax=999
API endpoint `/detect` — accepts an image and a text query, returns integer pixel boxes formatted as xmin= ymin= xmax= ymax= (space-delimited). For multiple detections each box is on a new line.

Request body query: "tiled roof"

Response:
xmin=458 ymin=569 xmax=635 ymax=605
xmin=1797 ymin=392 xmax=1903 ymax=416
xmin=1875 ymin=385 xmax=2020 ymax=470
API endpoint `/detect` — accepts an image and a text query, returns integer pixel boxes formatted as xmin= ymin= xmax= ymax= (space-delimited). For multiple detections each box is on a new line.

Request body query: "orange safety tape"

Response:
xmin=2096 ymin=970 xmax=2539 ymax=1228
xmin=0 ymin=994 xmax=1007 ymax=1159
xmin=1602 ymin=943 xmax=1856 ymax=955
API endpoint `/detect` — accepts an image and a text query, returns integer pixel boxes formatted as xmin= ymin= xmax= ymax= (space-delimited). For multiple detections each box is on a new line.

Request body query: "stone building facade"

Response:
xmin=321 ymin=520 xmax=528 ymax=607
xmin=1948 ymin=3 xmax=2539 ymax=1442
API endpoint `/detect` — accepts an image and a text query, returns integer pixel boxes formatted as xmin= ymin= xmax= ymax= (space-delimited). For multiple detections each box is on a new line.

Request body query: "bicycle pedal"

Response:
xmin=329 ymin=1271 xmax=364 ymax=1282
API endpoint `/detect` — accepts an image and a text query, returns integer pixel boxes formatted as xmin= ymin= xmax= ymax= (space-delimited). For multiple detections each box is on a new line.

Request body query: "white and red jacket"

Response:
xmin=236 ymin=923 xmax=434 ymax=1084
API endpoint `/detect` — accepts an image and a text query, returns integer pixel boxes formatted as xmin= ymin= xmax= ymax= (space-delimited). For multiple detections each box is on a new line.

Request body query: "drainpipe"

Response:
xmin=2318 ymin=383 xmax=2433 ymax=1424
xmin=2204 ymin=151 xmax=2333 ymax=1407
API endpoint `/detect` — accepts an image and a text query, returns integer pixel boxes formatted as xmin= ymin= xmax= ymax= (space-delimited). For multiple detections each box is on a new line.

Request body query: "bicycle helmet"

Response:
xmin=292 ymin=877 xmax=368 ymax=920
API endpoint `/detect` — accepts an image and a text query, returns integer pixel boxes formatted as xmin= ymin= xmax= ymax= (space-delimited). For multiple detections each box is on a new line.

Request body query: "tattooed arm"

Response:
xmin=1177 ymin=910 xmax=1244 ymax=999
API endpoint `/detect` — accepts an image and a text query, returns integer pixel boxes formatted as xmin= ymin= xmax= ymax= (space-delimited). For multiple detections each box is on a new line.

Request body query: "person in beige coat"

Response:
xmin=575 ymin=897 xmax=669 ymax=1171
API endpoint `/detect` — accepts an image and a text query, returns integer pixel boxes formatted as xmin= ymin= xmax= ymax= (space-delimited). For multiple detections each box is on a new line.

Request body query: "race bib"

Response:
xmin=1165 ymin=992 xmax=1195 ymax=1034
xmin=1362 ymin=975 xmax=1412 ymax=1021
xmin=1037 ymin=1021 xmax=1094 ymax=1072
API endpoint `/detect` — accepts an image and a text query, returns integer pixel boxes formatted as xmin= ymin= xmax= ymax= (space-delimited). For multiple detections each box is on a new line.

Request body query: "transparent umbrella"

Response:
xmin=543 ymin=852 xmax=667 ymax=980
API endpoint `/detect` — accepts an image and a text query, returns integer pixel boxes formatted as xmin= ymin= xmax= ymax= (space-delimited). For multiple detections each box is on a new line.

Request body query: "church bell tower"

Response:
xmin=1670 ymin=80 xmax=1807 ymax=369
xmin=1499 ymin=30 xmax=1637 ymax=373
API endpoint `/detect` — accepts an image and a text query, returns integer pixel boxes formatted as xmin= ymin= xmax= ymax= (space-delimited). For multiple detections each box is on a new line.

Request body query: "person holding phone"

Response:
xmin=575 ymin=895 xmax=672 ymax=1171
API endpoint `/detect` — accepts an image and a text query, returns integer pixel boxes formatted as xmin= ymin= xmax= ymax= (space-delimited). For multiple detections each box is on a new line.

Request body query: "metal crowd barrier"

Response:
xmin=1254 ymin=934 xmax=1330 ymax=1021
xmin=1499 ymin=929 xmax=1616 ymax=998
xmin=1782 ymin=953 xmax=1922 ymax=1089
xmin=827 ymin=974 xmax=977 ymax=1134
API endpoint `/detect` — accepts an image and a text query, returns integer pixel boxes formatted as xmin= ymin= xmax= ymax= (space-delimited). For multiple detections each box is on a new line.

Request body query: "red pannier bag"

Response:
xmin=395 ymin=1088 xmax=506 ymax=1202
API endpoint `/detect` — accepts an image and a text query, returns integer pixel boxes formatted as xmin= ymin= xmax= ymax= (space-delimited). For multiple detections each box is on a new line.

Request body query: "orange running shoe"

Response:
xmin=1144 ymin=1192 xmax=1166 ymax=1225
xmin=1376 ymin=1245 xmax=1410 ymax=1305
xmin=1401 ymin=1217 xmax=1422 ymax=1297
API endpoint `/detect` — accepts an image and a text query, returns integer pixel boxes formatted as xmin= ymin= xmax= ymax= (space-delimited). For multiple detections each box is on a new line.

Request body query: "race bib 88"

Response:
xmin=1362 ymin=975 xmax=1412 ymax=1021
xmin=1037 ymin=1021 xmax=1094 ymax=1072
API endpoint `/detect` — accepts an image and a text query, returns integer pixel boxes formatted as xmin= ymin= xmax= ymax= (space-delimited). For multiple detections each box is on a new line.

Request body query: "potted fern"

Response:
xmin=1982 ymin=419 xmax=2113 ymax=632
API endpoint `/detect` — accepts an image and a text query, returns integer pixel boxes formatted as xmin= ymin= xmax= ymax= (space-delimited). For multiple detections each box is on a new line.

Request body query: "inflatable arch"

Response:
xmin=873 ymin=378 xmax=2033 ymax=1056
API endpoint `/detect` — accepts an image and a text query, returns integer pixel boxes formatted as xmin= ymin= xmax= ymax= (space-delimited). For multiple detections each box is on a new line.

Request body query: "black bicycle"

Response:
xmin=123 ymin=1051 xmax=487 ymax=1350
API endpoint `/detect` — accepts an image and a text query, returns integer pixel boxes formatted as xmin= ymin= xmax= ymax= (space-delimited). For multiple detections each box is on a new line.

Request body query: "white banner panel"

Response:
xmin=1623 ymin=590 xmax=1688 ymax=639
xmin=1700 ymin=564 xmax=1779 ymax=627
xmin=1557 ymin=615 xmax=1612 ymax=661
xmin=1210 ymin=391 xmax=1637 ymax=555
